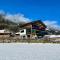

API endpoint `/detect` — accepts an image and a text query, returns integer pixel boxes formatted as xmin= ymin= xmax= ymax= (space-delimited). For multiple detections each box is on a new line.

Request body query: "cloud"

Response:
xmin=43 ymin=20 xmax=60 ymax=30
xmin=5 ymin=13 xmax=31 ymax=23
xmin=0 ymin=10 xmax=60 ymax=30
xmin=0 ymin=10 xmax=31 ymax=23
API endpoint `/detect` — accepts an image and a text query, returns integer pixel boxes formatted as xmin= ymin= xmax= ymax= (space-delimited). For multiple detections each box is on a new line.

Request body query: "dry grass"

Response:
xmin=0 ymin=36 xmax=60 ymax=43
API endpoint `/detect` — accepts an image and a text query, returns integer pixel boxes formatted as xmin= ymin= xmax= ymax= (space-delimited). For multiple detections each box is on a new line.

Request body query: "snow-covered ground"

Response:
xmin=0 ymin=43 xmax=60 ymax=60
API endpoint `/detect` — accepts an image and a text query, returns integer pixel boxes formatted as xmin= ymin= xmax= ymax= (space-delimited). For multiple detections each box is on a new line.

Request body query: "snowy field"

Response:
xmin=0 ymin=43 xmax=60 ymax=60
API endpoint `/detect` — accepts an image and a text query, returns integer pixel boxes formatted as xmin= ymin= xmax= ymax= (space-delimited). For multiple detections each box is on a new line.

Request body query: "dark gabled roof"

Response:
xmin=20 ymin=20 xmax=46 ymax=28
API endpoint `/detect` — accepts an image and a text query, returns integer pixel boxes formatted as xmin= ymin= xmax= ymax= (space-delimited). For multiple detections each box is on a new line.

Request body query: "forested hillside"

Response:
xmin=0 ymin=14 xmax=19 ymax=32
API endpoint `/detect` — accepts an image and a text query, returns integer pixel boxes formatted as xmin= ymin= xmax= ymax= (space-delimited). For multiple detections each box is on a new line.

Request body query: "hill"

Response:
xmin=0 ymin=14 xmax=19 ymax=32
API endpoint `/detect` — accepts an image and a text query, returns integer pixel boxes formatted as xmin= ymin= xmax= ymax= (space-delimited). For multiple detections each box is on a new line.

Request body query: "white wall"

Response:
xmin=20 ymin=29 xmax=26 ymax=36
xmin=0 ymin=30 xmax=5 ymax=33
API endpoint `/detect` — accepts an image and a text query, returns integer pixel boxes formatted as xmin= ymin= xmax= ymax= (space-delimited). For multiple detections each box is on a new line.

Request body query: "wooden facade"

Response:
xmin=20 ymin=20 xmax=46 ymax=39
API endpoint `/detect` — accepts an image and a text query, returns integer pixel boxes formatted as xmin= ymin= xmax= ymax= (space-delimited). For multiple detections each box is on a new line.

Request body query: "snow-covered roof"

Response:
xmin=45 ymin=35 xmax=60 ymax=38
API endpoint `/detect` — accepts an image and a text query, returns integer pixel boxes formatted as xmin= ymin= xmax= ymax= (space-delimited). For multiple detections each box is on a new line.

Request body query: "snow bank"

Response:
xmin=45 ymin=35 xmax=60 ymax=38
xmin=0 ymin=43 xmax=60 ymax=60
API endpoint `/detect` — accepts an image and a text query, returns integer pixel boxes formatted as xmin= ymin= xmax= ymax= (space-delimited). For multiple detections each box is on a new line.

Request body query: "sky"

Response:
xmin=0 ymin=0 xmax=60 ymax=29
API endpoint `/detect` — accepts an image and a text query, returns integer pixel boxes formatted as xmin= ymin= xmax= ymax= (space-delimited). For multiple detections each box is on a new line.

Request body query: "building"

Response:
xmin=19 ymin=20 xmax=47 ymax=39
xmin=0 ymin=29 xmax=11 ymax=38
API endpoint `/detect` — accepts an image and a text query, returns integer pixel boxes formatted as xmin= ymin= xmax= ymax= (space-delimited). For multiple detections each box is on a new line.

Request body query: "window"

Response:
xmin=27 ymin=29 xmax=31 ymax=34
xmin=21 ymin=30 xmax=24 ymax=33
